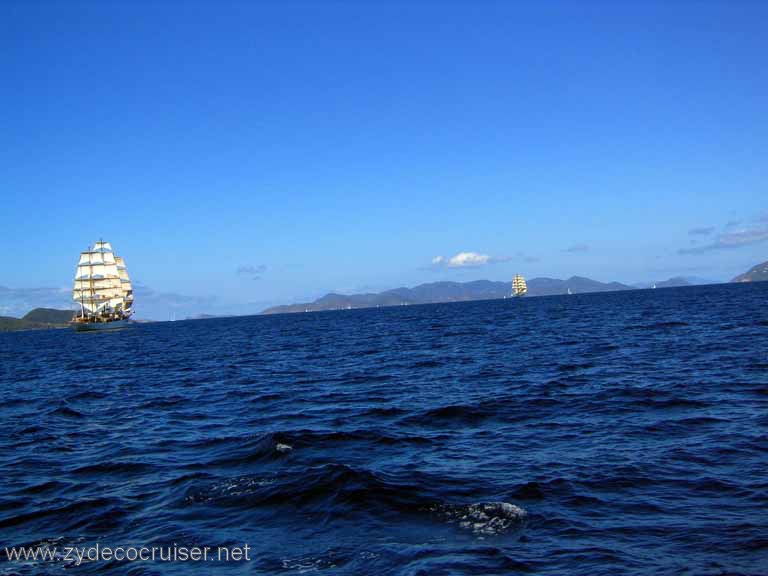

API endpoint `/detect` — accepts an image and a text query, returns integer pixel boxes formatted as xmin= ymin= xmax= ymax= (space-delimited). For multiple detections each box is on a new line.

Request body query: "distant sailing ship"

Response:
xmin=512 ymin=274 xmax=527 ymax=297
xmin=72 ymin=240 xmax=134 ymax=331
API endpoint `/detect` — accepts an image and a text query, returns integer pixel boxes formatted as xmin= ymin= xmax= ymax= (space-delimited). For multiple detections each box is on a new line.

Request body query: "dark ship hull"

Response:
xmin=71 ymin=318 xmax=130 ymax=331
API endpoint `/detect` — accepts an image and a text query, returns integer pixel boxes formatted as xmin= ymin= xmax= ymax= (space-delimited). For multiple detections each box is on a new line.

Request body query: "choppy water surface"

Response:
xmin=1 ymin=283 xmax=767 ymax=575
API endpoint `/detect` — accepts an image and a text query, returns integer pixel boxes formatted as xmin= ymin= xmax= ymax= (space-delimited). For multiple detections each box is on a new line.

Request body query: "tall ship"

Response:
xmin=512 ymin=274 xmax=527 ymax=297
xmin=72 ymin=240 xmax=134 ymax=331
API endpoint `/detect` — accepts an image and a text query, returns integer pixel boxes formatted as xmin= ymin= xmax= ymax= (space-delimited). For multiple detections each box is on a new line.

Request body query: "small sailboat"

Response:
xmin=71 ymin=240 xmax=134 ymax=331
xmin=567 ymin=288 xmax=572 ymax=295
xmin=512 ymin=274 xmax=527 ymax=297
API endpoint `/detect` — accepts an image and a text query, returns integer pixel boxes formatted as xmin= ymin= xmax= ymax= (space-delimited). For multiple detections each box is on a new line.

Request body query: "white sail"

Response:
xmin=83 ymin=251 xmax=104 ymax=266
xmin=74 ymin=278 xmax=113 ymax=290
xmin=79 ymin=250 xmax=116 ymax=265
xmin=81 ymin=300 xmax=100 ymax=314
xmin=94 ymin=241 xmax=113 ymax=252
xmin=75 ymin=291 xmax=121 ymax=311
xmin=77 ymin=277 xmax=122 ymax=289
xmin=107 ymin=296 xmax=126 ymax=307
xmin=76 ymin=263 xmax=119 ymax=279
xmin=115 ymin=256 xmax=133 ymax=302
xmin=93 ymin=286 xmax=123 ymax=298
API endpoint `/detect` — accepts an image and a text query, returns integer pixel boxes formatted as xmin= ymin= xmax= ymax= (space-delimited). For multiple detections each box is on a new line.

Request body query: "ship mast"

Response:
xmin=87 ymin=245 xmax=93 ymax=317
xmin=78 ymin=245 xmax=87 ymax=318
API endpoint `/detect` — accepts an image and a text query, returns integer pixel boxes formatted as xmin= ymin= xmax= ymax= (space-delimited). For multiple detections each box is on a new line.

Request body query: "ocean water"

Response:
xmin=1 ymin=283 xmax=767 ymax=575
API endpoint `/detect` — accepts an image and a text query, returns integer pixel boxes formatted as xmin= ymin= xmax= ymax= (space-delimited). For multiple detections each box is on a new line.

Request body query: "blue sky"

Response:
xmin=1 ymin=1 xmax=766 ymax=319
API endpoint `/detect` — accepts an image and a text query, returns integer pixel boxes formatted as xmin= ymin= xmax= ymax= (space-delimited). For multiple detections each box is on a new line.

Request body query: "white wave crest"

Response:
xmin=429 ymin=501 xmax=527 ymax=536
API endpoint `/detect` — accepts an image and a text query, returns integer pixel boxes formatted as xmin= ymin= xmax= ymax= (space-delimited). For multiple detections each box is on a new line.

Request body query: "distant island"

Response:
xmin=0 ymin=308 xmax=74 ymax=332
xmin=731 ymin=260 xmax=768 ymax=283
xmin=631 ymin=276 xmax=714 ymax=289
xmin=261 ymin=275 xmax=719 ymax=315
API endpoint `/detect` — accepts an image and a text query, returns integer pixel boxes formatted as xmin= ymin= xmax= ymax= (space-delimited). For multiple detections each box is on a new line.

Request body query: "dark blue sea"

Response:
xmin=2 ymin=283 xmax=767 ymax=575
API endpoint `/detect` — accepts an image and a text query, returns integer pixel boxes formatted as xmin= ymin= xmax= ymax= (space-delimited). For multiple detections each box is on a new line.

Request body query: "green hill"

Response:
xmin=22 ymin=308 xmax=75 ymax=324
xmin=0 ymin=308 xmax=74 ymax=332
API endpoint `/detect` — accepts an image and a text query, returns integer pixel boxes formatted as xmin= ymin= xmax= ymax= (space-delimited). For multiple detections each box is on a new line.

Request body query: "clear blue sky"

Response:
xmin=1 ymin=1 xmax=766 ymax=319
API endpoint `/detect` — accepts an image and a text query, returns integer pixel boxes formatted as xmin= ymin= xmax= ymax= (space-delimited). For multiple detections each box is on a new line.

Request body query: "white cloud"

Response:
xmin=515 ymin=251 xmax=541 ymax=263
xmin=427 ymin=251 xmax=512 ymax=269
xmin=448 ymin=252 xmax=491 ymax=267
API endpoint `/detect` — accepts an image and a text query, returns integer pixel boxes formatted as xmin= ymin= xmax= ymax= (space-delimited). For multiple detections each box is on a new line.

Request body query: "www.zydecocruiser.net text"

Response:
xmin=4 ymin=543 xmax=251 ymax=566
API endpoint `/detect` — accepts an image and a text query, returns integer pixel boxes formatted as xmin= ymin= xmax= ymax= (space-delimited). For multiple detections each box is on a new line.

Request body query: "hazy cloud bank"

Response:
xmin=679 ymin=225 xmax=768 ymax=254
xmin=132 ymin=283 xmax=217 ymax=319
xmin=688 ymin=226 xmax=715 ymax=236
xmin=0 ymin=285 xmax=74 ymax=318
xmin=564 ymin=243 xmax=590 ymax=253
xmin=236 ymin=264 xmax=267 ymax=280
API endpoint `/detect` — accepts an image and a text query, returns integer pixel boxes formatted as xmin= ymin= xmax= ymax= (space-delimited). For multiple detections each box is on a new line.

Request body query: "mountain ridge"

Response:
xmin=731 ymin=260 xmax=768 ymax=283
xmin=262 ymin=276 xmax=635 ymax=314
xmin=260 ymin=269 xmax=753 ymax=315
